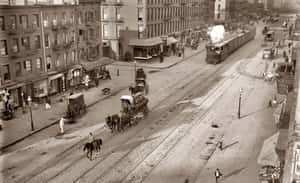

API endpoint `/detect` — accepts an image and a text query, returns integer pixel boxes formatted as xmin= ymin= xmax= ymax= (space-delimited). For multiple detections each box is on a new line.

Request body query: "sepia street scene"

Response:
xmin=0 ymin=0 xmax=300 ymax=182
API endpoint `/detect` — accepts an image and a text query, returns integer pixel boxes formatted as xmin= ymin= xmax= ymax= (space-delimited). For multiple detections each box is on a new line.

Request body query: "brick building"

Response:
xmin=0 ymin=0 xmax=103 ymax=107
xmin=120 ymin=0 xmax=215 ymax=61
xmin=101 ymin=0 xmax=124 ymax=60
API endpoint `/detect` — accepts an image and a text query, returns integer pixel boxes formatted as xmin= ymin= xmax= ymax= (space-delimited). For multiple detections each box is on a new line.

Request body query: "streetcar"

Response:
xmin=205 ymin=26 xmax=256 ymax=64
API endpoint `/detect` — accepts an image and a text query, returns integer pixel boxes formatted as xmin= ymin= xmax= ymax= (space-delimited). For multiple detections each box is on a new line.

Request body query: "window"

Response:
xmin=64 ymin=53 xmax=67 ymax=64
xmin=116 ymin=7 xmax=121 ymax=20
xmin=217 ymin=13 xmax=220 ymax=19
xmin=87 ymin=11 xmax=93 ymax=22
xmin=138 ymin=0 xmax=143 ymax=5
xmin=32 ymin=14 xmax=39 ymax=27
xmin=138 ymin=8 xmax=144 ymax=21
xmin=21 ymin=37 xmax=30 ymax=50
xmin=20 ymin=15 xmax=28 ymax=29
xmin=0 ymin=40 xmax=8 ymax=56
xmin=11 ymin=38 xmax=19 ymax=53
xmin=46 ymin=56 xmax=51 ymax=70
xmin=78 ymin=12 xmax=83 ymax=24
xmin=70 ymin=13 xmax=75 ymax=24
xmin=36 ymin=58 xmax=42 ymax=71
xmin=62 ymin=12 xmax=67 ymax=24
xmin=43 ymin=13 xmax=48 ymax=27
xmin=116 ymin=24 xmax=121 ymax=38
xmin=103 ymin=7 xmax=109 ymax=20
xmin=103 ymin=24 xmax=109 ymax=38
xmin=44 ymin=34 xmax=50 ymax=48
xmin=16 ymin=62 xmax=22 ymax=77
xmin=218 ymin=4 xmax=221 ymax=11
xmin=10 ymin=15 xmax=16 ymax=29
xmin=0 ymin=16 xmax=4 ymax=31
xmin=34 ymin=35 xmax=41 ymax=49
xmin=56 ymin=58 xmax=60 ymax=67
xmin=52 ymin=14 xmax=57 ymax=26
xmin=3 ymin=64 xmax=10 ymax=81
xmin=24 ymin=60 xmax=32 ymax=72
xmin=71 ymin=50 xmax=75 ymax=62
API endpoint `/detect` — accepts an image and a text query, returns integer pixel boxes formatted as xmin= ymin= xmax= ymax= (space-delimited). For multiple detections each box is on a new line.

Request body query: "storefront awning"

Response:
xmin=274 ymin=103 xmax=284 ymax=125
xmin=257 ymin=132 xmax=280 ymax=167
xmin=48 ymin=73 xmax=64 ymax=81
xmin=166 ymin=37 xmax=178 ymax=45
xmin=81 ymin=57 xmax=114 ymax=72
xmin=129 ymin=37 xmax=162 ymax=47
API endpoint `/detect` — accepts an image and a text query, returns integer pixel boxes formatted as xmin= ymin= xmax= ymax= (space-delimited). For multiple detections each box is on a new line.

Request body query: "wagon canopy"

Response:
xmin=121 ymin=95 xmax=133 ymax=104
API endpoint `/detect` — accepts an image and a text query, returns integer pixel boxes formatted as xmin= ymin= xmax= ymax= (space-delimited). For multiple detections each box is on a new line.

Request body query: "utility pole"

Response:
xmin=238 ymin=88 xmax=243 ymax=119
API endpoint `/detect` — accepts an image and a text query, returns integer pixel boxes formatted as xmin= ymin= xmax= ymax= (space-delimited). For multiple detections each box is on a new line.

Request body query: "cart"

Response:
xmin=66 ymin=92 xmax=87 ymax=121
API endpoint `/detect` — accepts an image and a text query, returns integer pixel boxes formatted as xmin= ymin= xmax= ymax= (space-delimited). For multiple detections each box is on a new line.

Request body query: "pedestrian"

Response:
xmin=215 ymin=168 xmax=223 ymax=183
xmin=218 ymin=141 xmax=223 ymax=150
xmin=59 ymin=117 xmax=65 ymax=134
xmin=159 ymin=53 xmax=164 ymax=63
xmin=182 ymin=47 xmax=185 ymax=58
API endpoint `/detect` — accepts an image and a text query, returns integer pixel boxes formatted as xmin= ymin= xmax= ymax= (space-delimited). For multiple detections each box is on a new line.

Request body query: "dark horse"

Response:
xmin=83 ymin=138 xmax=103 ymax=161
xmin=105 ymin=113 xmax=132 ymax=132
xmin=105 ymin=114 xmax=121 ymax=132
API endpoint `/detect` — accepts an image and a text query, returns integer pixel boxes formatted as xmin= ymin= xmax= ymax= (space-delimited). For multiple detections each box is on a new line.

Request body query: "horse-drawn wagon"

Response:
xmin=130 ymin=68 xmax=149 ymax=95
xmin=66 ymin=92 xmax=87 ymax=121
xmin=105 ymin=92 xmax=149 ymax=132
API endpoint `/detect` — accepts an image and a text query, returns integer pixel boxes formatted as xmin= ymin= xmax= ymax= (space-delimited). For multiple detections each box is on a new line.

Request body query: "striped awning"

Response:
xmin=81 ymin=57 xmax=114 ymax=71
xmin=129 ymin=37 xmax=162 ymax=47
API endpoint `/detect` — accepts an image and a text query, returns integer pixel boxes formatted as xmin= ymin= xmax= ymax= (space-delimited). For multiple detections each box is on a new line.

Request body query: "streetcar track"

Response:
xmin=75 ymin=66 xmax=237 ymax=183
xmin=23 ymin=36 xmax=259 ymax=183
xmin=45 ymin=62 xmax=224 ymax=182
xmin=48 ymin=61 xmax=218 ymax=183
xmin=20 ymin=48 xmax=208 ymax=183
xmin=119 ymin=75 xmax=240 ymax=183
xmin=89 ymin=38 xmax=258 ymax=183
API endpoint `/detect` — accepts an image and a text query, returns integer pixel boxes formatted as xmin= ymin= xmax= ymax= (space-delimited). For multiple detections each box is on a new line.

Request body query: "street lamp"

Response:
xmin=238 ymin=88 xmax=243 ymax=119
xmin=27 ymin=96 xmax=34 ymax=131
xmin=134 ymin=60 xmax=137 ymax=80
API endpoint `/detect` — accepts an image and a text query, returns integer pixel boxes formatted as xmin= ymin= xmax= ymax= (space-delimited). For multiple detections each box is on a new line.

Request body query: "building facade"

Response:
xmin=214 ymin=0 xmax=230 ymax=22
xmin=120 ymin=0 xmax=215 ymax=61
xmin=0 ymin=0 xmax=102 ymax=106
xmin=101 ymin=0 xmax=124 ymax=60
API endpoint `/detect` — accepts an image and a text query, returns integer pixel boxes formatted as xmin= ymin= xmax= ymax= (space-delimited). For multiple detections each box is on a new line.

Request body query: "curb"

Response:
xmin=111 ymin=47 xmax=206 ymax=70
xmin=0 ymin=86 xmax=129 ymax=151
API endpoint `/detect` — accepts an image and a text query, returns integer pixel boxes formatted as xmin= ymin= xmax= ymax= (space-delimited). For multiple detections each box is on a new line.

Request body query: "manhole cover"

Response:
xmin=40 ymin=152 xmax=47 ymax=155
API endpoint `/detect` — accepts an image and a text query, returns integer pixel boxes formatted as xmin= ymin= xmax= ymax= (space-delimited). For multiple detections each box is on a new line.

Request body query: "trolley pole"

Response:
xmin=238 ymin=88 xmax=243 ymax=119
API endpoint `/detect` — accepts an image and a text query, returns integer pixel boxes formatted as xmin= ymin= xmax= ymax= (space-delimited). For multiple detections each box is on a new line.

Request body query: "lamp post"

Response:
xmin=134 ymin=60 xmax=137 ymax=80
xmin=27 ymin=96 xmax=34 ymax=131
xmin=238 ymin=88 xmax=243 ymax=119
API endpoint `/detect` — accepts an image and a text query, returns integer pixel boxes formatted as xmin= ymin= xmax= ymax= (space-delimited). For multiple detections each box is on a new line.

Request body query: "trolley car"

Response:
xmin=205 ymin=26 xmax=256 ymax=64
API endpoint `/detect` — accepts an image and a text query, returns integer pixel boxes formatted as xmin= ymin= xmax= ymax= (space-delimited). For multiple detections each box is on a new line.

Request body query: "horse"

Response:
xmin=105 ymin=114 xmax=121 ymax=132
xmin=83 ymin=138 xmax=103 ymax=161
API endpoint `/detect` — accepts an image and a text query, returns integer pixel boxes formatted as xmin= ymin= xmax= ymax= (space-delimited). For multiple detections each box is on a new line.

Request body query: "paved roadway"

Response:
xmin=1 ymin=21 xmax=281 ymax=183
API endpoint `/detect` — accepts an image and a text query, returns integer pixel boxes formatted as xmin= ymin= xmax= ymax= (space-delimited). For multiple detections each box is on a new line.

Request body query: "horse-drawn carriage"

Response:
xmin=106 ymin=92 xmax=149 ymax=132
xmin=130 ymin=68 xmax=149 ymax=95
xmin=66 ymin=92 xmax=87 ymax=121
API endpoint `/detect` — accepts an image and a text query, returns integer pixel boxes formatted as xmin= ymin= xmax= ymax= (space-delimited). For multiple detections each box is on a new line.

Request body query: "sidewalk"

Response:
xmin=195 ymin=44 xmax=286 ymax=183
xmin=0 ymin=66 xmax=132 ymax=150
xmin=0 ymin=42 xmax=206 ymax=151
xmin=112 ymin=41 xmax=206 ymax=69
